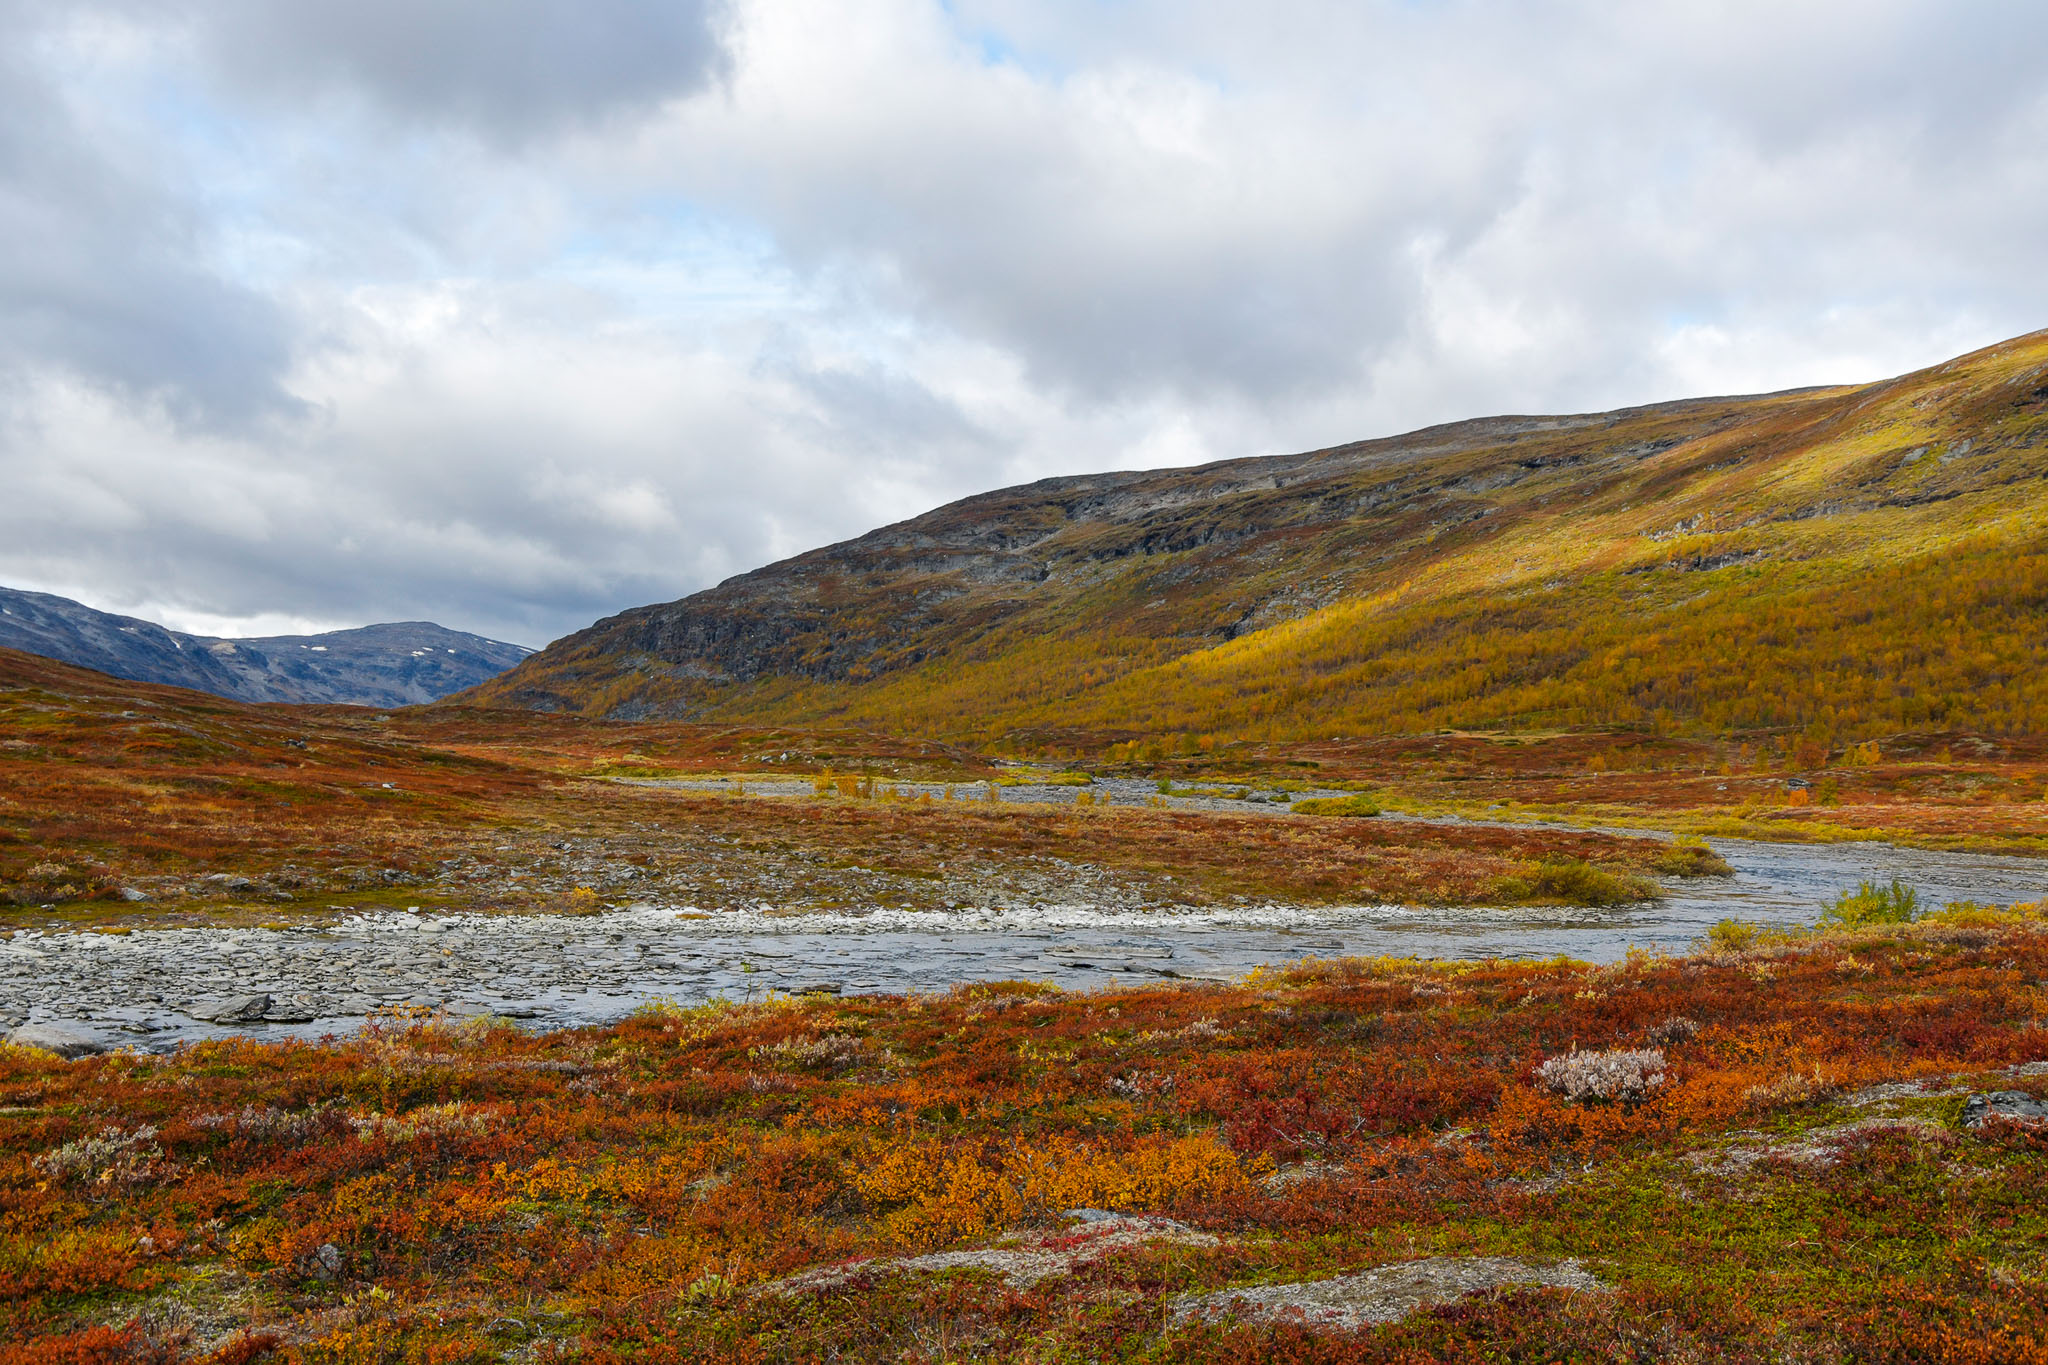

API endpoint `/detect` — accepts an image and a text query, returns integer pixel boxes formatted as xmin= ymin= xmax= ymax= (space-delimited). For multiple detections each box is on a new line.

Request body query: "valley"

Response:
xmin=8 ymin=333 xmax=2048 ymax=1361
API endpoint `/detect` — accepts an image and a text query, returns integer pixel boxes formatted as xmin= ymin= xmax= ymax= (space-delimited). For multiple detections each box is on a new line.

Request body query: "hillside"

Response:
xmin=467 ymin=330 xmax=2048 ymax=749
xmin=0 ymin=586 xmax=530 ymax=707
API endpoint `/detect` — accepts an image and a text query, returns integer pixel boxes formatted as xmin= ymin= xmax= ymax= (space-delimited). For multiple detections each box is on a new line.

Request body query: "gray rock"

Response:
xmin=118 ymin=887 xmax=150 ymax=903
xmin=200 ymin=993 xmax=273 ymax=1023
xmin=1962 ymin=1091 xmax=2048 ymax=1128
xmin=7 ymin=1022 xmax=109 ymax=1058
xmin=307 ymin=1243 xmax=344 ymax=1281
xmin=1064 ymin=1208 xmax=1126 ymax=1224
xmin=1172 ymin=1257 xmax=1605 ymax=1332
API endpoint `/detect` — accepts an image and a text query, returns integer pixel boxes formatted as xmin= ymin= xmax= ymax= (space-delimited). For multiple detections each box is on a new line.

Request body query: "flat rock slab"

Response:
xmin=6 ymin=1022 xmax=110 ymax=1058
xmin=1962 ymin=1091 xmax=2048 ymax=1128
xmin=772 ymin=1214 xmax=1217 ymax=1294
xmin=1172 ymin=1256 xmax=1603 ymax=1333
xmin=195 ymin=993 xmax=273 ymax=1023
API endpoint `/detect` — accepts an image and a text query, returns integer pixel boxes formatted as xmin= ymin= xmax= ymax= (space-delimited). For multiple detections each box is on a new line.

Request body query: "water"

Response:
xmin=6 ymin=833 xmax=2044 ymax=1049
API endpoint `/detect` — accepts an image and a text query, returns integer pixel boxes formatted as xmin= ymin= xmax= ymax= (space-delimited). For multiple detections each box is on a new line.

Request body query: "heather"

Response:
xmin=6 ymin=913 xmax=2048 ymax=1361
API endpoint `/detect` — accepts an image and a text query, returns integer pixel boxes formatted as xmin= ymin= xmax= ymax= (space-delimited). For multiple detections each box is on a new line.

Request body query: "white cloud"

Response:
xmin=0 ymin=0 xmax=2044 ymax=644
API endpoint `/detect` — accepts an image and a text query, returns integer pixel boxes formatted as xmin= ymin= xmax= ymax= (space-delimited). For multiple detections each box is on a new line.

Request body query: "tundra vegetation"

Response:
xmin=1 ymin=650 xmax=1742 ymax=922
xmin=4 ymin=907 xmax=2048 ymax=1361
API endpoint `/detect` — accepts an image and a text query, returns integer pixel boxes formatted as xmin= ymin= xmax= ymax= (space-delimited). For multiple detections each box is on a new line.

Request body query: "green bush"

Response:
xmin=1706 ymin=918 xmax=1760 ymax=951
xmin=1652 ymin=836 xmax=1733 ymax=878
xmin=1292 ymin=794 xmax=1382 ymax=818
xmin=1822 ymin=877 xmax=1920 ymax=926
xmin=1494 ymin=859 xmax=1657 ymax=907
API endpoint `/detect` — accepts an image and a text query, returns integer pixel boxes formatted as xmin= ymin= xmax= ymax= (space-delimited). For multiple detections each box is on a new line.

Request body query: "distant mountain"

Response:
xmin=464 ymin=329 xmax=2048 ymax=745
xmin=0 ymin=588 xmax=531 ymax=707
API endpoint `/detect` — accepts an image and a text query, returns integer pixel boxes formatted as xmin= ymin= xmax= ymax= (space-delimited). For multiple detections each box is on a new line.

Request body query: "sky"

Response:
xmin=1 ymin=1 xmax=2044 ymax=648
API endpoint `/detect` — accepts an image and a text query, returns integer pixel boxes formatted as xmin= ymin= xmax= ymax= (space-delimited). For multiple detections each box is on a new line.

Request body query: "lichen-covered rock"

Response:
xmin=1173 ymin=1256 xmax=1605 ymax=1332
xmin=770 ymin=1213 xmax=1218 ymax=1294
xmin=1961 ymin=1090 xmax=2048 ymax=1128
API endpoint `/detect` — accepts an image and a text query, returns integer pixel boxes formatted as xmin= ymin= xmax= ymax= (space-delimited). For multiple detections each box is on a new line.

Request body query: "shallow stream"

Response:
xmin=5 ymin=830 xmax=2044 ymax=1051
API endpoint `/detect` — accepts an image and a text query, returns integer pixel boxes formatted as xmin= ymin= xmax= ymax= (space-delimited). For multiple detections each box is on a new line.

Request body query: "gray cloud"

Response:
xmin=0 ymin=14 xmax=293 ymax=423
xmin=183 ymin=0 xmax=731 ymax=144
xmin=652 ymin=0 xmax=2048 ymax=421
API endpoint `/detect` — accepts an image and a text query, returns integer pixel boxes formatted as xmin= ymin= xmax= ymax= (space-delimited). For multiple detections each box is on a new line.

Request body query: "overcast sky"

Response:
xmin=2 ymin=0 xmax=2044 ymax=646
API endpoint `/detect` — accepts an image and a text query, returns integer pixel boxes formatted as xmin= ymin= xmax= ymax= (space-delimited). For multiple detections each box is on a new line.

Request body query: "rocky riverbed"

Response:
xmin=0 ymin=899 xmax=1547 ymax=1053
xmin=8 ymin=809 xmax=2044 ymax=1057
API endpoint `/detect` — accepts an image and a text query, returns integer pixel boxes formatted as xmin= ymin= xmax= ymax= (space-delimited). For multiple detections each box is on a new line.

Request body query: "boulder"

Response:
xmin=200 ymin=993 xmax=273 ymax=1023
xmin=7 ymin=1022 xmax=109 ymax=1058
xmin=1962 ymin=1091 xmax=2048 ymax=1128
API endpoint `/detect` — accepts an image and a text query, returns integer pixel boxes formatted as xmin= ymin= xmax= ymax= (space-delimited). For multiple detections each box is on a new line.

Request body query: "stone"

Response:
xmin=1961 ymin=1091 xmax=2048 ymax=1128
xmin=772 ymin=1214 xmax=1216 ymax=1295
xmin=201 ymin=993 xmax=273 ymax=1023
xmin=118 ymin=887 xmax=149 ymax=903
xmin=7 ymin=1022 xmax=109 ymax=1058
xmin=1172 ymin=1257 xmax=1604 ymax=1333
xmin=307 ymin=1243 xmax=344 ymax=1281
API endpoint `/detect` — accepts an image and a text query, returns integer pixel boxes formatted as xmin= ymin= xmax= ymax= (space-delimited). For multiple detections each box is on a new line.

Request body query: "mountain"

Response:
xmin=466 ymin=330 xmax=2048 ymax=747
xmin=0 ymin=588 xmax=531 ymax=707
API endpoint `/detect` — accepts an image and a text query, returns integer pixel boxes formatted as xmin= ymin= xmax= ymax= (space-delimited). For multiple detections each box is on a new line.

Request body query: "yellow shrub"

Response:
xmin=1009 ymin=1133 xmax=1247 ymax=1213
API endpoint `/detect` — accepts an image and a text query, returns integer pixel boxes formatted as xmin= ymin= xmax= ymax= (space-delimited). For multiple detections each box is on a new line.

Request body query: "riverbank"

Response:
xmin=1 ymin=650 xmax=1724 ymax=930
xmin=13 ymin=828 xmax=2048 ymax=1054
xmin=7 ymin=910 xmax=2047 ymax=1361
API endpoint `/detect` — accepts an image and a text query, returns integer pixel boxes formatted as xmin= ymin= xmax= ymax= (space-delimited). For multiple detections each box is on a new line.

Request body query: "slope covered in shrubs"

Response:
xmin=471 ymin=331 xmax=2048 ymax=752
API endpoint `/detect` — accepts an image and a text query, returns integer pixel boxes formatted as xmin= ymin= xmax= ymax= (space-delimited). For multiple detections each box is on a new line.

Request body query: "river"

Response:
xmin=4 ymin=829 xmax=2044 ymax=1051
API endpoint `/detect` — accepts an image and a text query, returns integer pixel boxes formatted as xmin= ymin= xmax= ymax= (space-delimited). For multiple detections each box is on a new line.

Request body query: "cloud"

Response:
xmin=180 ymin=0 xmax=731 ymax=145
xmin=0 ymin=7 xmax=294 ymax=422
xmin=0 ymin=0 xmax=2045 ymax=645
xmin=0 ymin=275 xmax=999 ymax=646
xmin=642 ymin=0 xmax=2048 ymax=419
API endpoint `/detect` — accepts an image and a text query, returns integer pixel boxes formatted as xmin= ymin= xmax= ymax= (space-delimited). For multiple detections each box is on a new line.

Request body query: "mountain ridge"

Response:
xmin=464 ymin=330 xmax=2048 ymax=746
xmin=0 ymin=587 xmax=531 ymax=708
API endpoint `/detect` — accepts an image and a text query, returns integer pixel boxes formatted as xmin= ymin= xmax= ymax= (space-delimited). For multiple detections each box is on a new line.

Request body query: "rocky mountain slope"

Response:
xmin=467 ymin=330 xmax=2048 ymax=745
xmin=0 ymin=588 xmax=530 ymax=707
